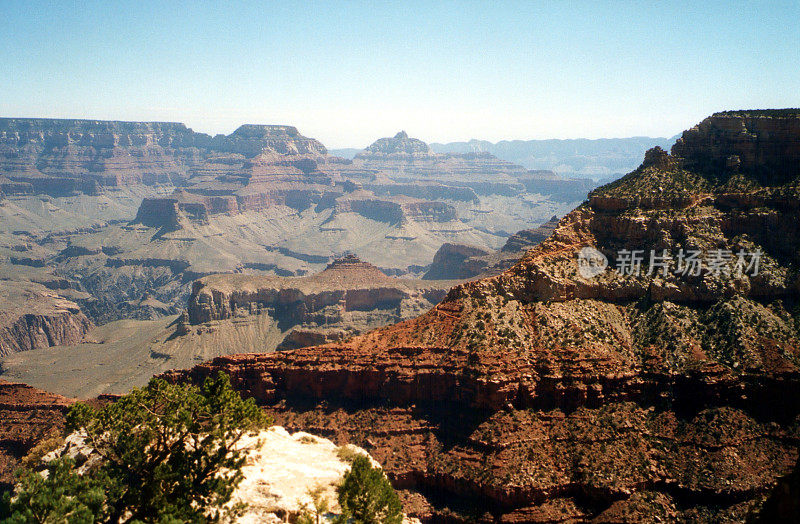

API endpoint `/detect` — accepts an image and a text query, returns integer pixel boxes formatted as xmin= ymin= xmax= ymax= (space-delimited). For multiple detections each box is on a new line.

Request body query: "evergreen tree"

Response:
xmin=1 ymin=372 xmax=268 ymax=523
xmin=1 ymin=457 xmax=107 ymax=523
xmin=335 ymin=455 xmax=403 ymax=524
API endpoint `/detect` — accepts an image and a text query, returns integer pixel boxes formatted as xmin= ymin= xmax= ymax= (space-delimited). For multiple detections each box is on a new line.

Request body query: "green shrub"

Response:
xmin=1 ymin=457 xmax=106 ymax=523
xmin=335 ymin=446 xmax=361 ymax=464
xmin=297 ymin=484 xmax=332 ymax=524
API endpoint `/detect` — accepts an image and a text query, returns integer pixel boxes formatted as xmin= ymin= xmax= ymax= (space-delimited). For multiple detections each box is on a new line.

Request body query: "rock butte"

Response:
xmin=185 ymin=254 xmax=456 ymax=351
xmin=161 ymin=110 xmax=800 ymax=522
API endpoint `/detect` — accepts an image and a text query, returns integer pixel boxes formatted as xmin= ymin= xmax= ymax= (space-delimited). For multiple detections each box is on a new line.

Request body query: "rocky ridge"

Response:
xmin=163 ymin=111 xmax=800 ymax=522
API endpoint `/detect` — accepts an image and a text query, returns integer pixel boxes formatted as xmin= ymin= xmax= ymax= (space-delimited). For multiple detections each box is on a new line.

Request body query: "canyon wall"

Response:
xmin=0 ymin=118 xmax=327 ymax=195
xmin=0 ymin=281 xmax=93 ymax=357
xmin=0 ymin=380 xmax=75 ymax=490
xmin=164 ymin=111 xmax=800 ymax=522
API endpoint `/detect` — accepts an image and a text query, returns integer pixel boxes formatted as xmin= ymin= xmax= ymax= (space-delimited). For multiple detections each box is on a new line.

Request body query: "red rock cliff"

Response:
xmin=164 ymin=111 xmax=800 ymax=522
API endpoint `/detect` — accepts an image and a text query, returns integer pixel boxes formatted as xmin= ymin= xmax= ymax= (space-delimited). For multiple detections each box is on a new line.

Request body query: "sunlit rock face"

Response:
xmin=228 ymin=427 xmax=373 ymax=523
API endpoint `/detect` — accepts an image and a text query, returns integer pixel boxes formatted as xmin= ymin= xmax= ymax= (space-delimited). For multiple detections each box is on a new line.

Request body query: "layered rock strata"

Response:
xmin=185 ymin=256 xmax=455 ymax=351
xmin=0 ymin=280 xmax=92 ymax=356
xmin=0 ymin=119 xmax=327 ymax=193
xmin=164 ymin=111 xmax=800 ymax=522
xmin=0 ymin=380 xmax=75 ymax=490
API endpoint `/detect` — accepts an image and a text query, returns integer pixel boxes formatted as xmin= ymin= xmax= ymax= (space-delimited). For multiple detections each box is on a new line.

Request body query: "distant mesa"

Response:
xmin=0 ymin=118 xmax=327 ymax=196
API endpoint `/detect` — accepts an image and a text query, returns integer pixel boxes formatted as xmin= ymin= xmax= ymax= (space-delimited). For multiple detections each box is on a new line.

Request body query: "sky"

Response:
xmin=1 ymin=1 xmax=799 ymax=148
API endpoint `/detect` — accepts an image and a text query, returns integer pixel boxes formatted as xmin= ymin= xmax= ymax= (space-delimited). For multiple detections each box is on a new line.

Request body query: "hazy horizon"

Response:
xmin=0 ymin=114 xmax=678 ymax=148
xmin=2 ymin=1 xmax=798 ymax=148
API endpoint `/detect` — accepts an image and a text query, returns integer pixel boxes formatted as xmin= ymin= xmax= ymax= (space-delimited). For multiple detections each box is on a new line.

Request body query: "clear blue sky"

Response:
xmin=2 ymin=1 xmax=798 ymax=147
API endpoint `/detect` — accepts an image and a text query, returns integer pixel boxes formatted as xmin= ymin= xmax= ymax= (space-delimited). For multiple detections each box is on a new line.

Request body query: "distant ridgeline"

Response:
xmin=0 ymin=118 xmax=327 ymax=193
xmin=427 ymin=135 xmax=678 ymax=179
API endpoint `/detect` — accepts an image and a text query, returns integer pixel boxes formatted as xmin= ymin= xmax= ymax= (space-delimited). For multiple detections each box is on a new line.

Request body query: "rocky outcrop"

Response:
xmin=671 ymin=109 xmax=800 ymax=184
xmin=164 ymin=111 xmax=800 ymax=522
xmin=359 ymin=131 xmax=432 ymax=156
xmin=0 ymin=280 xmax=93 ymax=357
xmin=276 ymin=327 xmax=350 ymax=350
xmin=0 ymin=380 xmax=75 ymax=490
xmin=422 ymin=243 xmax=492 ymax=280
xmin=188 ymin=255 xmax=451 ymax=324
xmin=134 ymin=196 xmax=208 ymax=229
xmin=214 ymin=124 xmax=327 ymax=157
